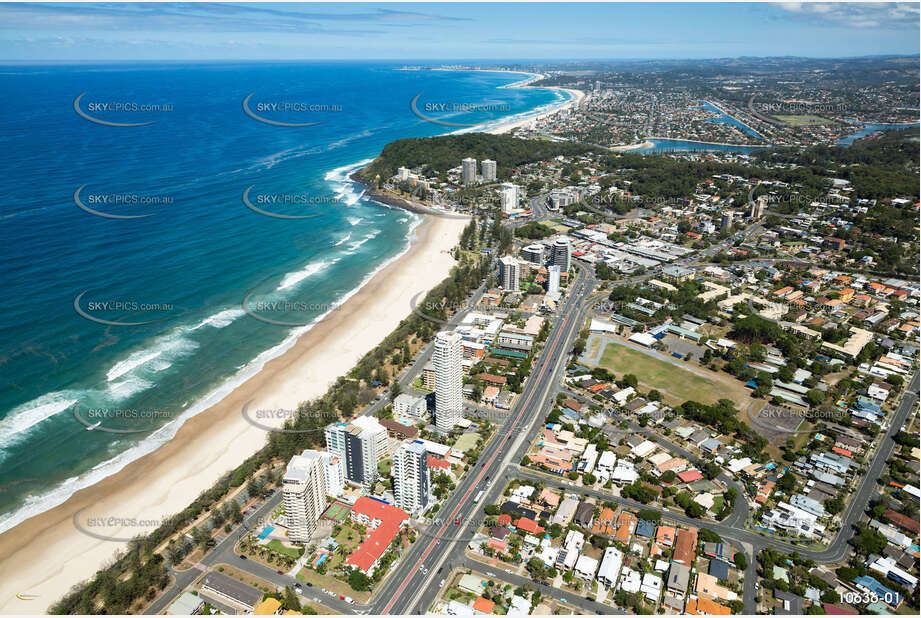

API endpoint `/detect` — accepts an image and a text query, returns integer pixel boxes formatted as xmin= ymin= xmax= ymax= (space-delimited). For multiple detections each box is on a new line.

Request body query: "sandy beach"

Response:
xmin=487 ymin=85 xmax=585 ymax=135
xmin=0 ymin=213 xmax=467 ymax=614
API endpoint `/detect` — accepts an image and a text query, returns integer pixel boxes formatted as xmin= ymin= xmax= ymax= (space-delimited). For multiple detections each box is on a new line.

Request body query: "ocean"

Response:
xmin=0 ymin=62 xmax=565 ymax=533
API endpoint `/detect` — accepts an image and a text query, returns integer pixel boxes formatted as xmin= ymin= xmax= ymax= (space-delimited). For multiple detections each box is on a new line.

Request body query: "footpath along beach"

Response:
xmin=0 ymin=213 xmax=467 ymax=614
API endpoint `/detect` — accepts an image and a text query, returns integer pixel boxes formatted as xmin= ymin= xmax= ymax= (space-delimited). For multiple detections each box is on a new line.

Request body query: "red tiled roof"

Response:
xmin=427 ymin=456 xmax=450 ymax=469
xmin=513 ymin=517 xmax=544 ymax=535
xmin=344 ymin=498 xmax=409 ymax=572
xmin=678 ymin=469 xmax=704 ymax=483
xmin=672 ymin=527 xmax=698 ymax=566
xmin=473 ymin=597 xmax=495 ymax=614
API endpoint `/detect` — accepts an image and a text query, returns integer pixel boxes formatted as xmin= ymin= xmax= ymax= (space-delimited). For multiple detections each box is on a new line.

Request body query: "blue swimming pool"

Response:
xmin=257 ymin=525 xmax=275 ymax=540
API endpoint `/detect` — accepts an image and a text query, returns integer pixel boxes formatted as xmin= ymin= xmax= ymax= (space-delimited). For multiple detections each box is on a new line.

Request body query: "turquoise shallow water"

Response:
xmin=0 ymin=62 xmax=563 ymax=532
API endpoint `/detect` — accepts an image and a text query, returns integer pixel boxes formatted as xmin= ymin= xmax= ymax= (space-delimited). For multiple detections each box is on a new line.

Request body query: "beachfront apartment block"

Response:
xmin=283 ymin=449 xmax=327 ymax=543
xmin=481 ymin=159 xmax=497 ymax=182
xmin=433 ymin=330 xmax=464 ymax=432
xmin=499 ymin=255 xmax=521 ymax=291
xmin=321 ymin=452 xmax=344 ymax=498
xmin=461 ymin=157 xmax=477 ymax=184
xmin=325 ymin=416 xmax=388 ymax=487
xmin=392 ymin=439 xmax=431 ymax=514
xmin=552 ymin=237 xmax=571 ymax=272
xmin=393 ymin=392 xmax=428 ymax=420
xmin=500 ymin=182 xmax=519 ymax=214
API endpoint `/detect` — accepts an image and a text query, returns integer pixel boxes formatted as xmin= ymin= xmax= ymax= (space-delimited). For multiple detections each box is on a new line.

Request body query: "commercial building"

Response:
xmin=200 ymin=571 xmax=263 ymax=612
xmin=392 ymin=440 xmax=431 ymax=514
xmin=282 ymin=449 xmax=327 ymax=542
xmin=434 ymin=330 xmax=464 ymax=432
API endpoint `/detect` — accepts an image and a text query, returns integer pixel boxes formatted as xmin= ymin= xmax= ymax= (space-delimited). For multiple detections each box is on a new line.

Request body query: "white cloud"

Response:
xmin=775 ymin=2 xmax=920 ymax=28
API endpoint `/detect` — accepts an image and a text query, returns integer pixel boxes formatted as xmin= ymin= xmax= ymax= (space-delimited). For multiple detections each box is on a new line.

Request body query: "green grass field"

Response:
xmin=595 ymin=343 xmax=745 ymax=406
xmin=266 ymin=539 xmax=302 ymax=558
xmin=771 ymin=114 xmax=829 ymax=126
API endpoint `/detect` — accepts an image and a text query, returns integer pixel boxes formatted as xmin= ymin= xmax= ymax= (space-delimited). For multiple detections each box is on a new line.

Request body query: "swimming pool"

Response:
xmin=257 ymin=525 xmax=275 ymax=540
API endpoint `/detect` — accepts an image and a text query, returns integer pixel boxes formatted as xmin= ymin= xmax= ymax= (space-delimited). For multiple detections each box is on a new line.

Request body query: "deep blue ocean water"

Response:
xmin=0 ymin=62 xmax=565 ymax=532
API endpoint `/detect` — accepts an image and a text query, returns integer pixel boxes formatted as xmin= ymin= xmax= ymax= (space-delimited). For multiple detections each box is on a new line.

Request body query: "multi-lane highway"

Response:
xmin=372 ymin=263 xmax=598 ymax=614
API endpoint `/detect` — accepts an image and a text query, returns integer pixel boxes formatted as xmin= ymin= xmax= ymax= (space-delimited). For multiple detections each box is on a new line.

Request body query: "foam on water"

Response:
xmin=0 ymin=394 xmax=79 ymax=451
xmin=276 ymin=258 xmax=339 ymax=292
xmin=0 ymin=164 xmax=420 ymax=535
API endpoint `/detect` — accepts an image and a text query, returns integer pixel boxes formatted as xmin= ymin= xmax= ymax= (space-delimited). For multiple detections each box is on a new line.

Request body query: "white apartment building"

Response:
xmin=392 ymin=439 xmax=431 ymax=514
xmin=499 ymin=255 xmax=520 ymax=291
xmin=461 ymin=157 xmax=477 ymax=184
xmin=321 ymin=452 xmax=344 ymax=498
xmin=283 ymin=449 xmax=327 ymax=542
xmin=433 ymin=330 xmax=463 ymax=432
xmin=481 ymin=159 xmax=497 ymax=182
xmin=500 ymin=182 xmax=519 ymax=214
xmin=393 ymin=393 xmax=427 ymax=419
xmin=548 ymin=264 xmax=561 ymax=294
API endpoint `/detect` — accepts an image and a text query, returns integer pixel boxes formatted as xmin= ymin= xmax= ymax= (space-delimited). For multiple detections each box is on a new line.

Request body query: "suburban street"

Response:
xmin=144 ymin=192 xmax=920 ymax=616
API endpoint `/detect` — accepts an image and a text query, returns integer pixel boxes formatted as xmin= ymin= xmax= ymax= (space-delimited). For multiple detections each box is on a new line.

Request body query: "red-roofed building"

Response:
xmin=831 ymin=447 xmax=852 ymax=458
xmin=513 ymin=517 xmax=544 ymax=535
xmin=427 ymin=455 xmax=451 ymax=470
xmin=473 ymin=597 xmax=495 ymax=614
xmin=497 ymin=514 xmax=512 ymax=526
xmin=885 ymin=509 xmax=920 ymax=534
xmin=672 ymin=527 xmax=698 ymax=566
xmin=823 ymin=604 xmax=857 ymax=615
xmin=344 ymin=497 xmax=409 ymax=574
xmin=678 ymin=469 xmax=704 ymax=483
xmin=487 ymin=539 xmax=508 ymax=554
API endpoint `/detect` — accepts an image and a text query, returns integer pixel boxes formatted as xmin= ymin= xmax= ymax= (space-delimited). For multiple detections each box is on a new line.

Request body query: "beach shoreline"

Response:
xmin=0 ymin=212 xmax=467 ymax=614
xmin=432 ymin=67 xmax=585 ymax=135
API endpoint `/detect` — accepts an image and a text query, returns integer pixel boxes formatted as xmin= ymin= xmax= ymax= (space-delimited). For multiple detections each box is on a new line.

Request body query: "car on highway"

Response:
xmin=454 ymin=517 xmax=461 ymax=525
xmin=239 ymin=554 xmax=247 ymax=560
xmin=276 ymin=569 xmax=284 ymax=574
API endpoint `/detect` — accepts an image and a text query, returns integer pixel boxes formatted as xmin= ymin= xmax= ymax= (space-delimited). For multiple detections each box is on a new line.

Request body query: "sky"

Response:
xmin=0 ymin=2 xmax=918 ymax=62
